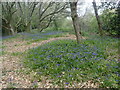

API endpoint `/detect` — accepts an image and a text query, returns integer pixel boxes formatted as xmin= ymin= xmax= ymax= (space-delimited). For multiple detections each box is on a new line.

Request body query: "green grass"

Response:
xmin=0 ymin=45 xmax=6 ymax=49
xmin=82 ymin=34 xmax=118 ymax=60
xmin=0 ymin=51 xmax=7 ymax=56
xmin=24 ymin=39 xmax=119 ymax=88
xmin=3 ymin=34 xmax=20 ymax=41
xmin=11 ymin=52 xmax=23 ymax=56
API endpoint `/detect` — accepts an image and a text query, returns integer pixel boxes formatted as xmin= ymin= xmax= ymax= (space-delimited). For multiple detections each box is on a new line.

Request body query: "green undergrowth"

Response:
xmin=11 ymin=52 xmax=23 ymax=56
xmin=82 ymin=34 xmax=118 ymax=60
xmin=24 ymin=39 xmax=119 ymax=88
xmin=1 ymin=51 xmax=7 ymax=56
xmin=3 ymin=34 xmax=20 ymax=41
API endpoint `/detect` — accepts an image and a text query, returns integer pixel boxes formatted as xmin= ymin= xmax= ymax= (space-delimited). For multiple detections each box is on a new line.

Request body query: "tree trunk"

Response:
xmin=53 ymin=17 xmax=58 ymax=31
xmin=25 ymin=22 xmax=31 ymax=32
xmin=6 ymin=23 xmax=13 ymax=35
xmin=92 ymin=0 xmax=103 ymax=36
xmin=10 ymin=24 xmax=15 ymax=35
xmin=70 ymin=2 xmax=82 ymax=44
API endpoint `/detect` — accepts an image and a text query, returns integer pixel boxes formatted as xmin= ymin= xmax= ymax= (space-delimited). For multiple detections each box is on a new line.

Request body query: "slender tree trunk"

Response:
xmin=10 ymin=24 xmax=15 ymax=35
xmin=4 ymin=22 xmax=11 ymax=35
xmin=53 ymin=17 xmax=58 ymax=31
xmin=70 ymin=2 xmax=82 ymax=44
xmin=7 ymin=22 xmax=13 ymax=35
xmin=92 ymin=0 xmax=103 ymax=36
xmin=25 ymin=22 xmax=31 ymax=32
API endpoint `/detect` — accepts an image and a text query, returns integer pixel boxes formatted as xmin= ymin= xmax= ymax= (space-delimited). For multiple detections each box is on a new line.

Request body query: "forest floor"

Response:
xmin=1 ymin=33 xmax=99 ymax=88
xmin=1 ymin=31 xmax=118 ymax=88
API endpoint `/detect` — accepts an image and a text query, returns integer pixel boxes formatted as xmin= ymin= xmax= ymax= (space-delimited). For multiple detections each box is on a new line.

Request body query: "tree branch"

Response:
xmin=40 ymin=15 xmax=54 ymax=32
xmin=39 ymin=3 xmax=67 ymax=23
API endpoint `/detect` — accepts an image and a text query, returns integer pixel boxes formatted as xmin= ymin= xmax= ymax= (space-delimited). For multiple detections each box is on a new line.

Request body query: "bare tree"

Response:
xmin=92 ymin=0 xmax=103 ymax=36
xmin=2 ymin=2 xmax=17 ymax=35
xmin=70 ymin=1 xmax=82 ymax=44
xmin=38 ymin=2 xmax=68 ymax=32
xmin=17 ymin=2 xmax=38 ymax=32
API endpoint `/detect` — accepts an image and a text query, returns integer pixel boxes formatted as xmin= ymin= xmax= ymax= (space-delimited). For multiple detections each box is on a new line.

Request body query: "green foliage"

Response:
xmin=79 ymin=15 xmax=99 ymax=36
xmin=100 ymin=2 xmax=120 ymax=36
xmin=24 ymin=39 xmax=119 ymax=88
xmin=44 ymin=18 xmax=74 ymax=34
xmin=58 ymin=19 xmax=74 ymax=32
xmin=81 ymin=35 xmax=118 ymax=61
xmin=11 ymin=52 xmax=23 ymax=56
xmin=101 ymin=10 xmax=119 ymax=35
xmin=0 ymin=51 xmax=7 ymax=56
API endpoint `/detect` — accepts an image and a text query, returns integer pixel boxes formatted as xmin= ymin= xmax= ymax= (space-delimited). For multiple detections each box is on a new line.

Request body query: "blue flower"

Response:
xmin=37 ymin=72 xmax=42 ymax=74
xmin=72 ymin=56 xmax=76 ymax=59
xmin=111 ymin=59 xmax=117 ymax=62
xmin=105 ymin=77 xmax=108 ymax=80
xmin=57 ymin=75 xmax=61 ymax=77
xmin=73 ymin=48 xmax=78 ymax=49
xmin=72 ymin=67 xmax=74 ymax=69
xmin=81 ymin=59 xmax=84 ymax=61
xmin=84 ymin=52 xmax=90 ymax=54
xmin=95 ymin=58 xmax=99 ymax=60
xmin=114 ymin=72 xmax=119 ymax=74
xmin=69 ymin=75 xmax=72 ymax=77
xmin=56 ymin=64 xmax=60 ymax=66
xmin=40 ymin=55 xmax=43 ymax=57
xmin=106 ymin=64 xmax=110 ymax=66
xmin=97 ymin=77 xmax=101 ymax=79
xmin=55 ymin=55 xmax=62 ymax=58
xmin=75 ymin=60 xmax=79 ymax=62
xmin=76 ymin=67 xmax=79 ymax=69
xmin=33 ymin=81 xmax=38 ymax=85
xmin=65 ymin=82 xmax=69 ymax=84
xmin=113 ymin=66 xmax=119 ymax=68
xmin=98 ymin=66 xmax=100 ymax=68
xmin=34 ymin=52 xmax=38 ymax=54
xmin=93 ymin=46 xmax=97 ymax=50
xmin=92 ymin=53 xmax=97 ymax=55
xmin=33 ymin=58 xmax=37 ymax=60
xmin=47 ymin=56 xmax=50 ymax=58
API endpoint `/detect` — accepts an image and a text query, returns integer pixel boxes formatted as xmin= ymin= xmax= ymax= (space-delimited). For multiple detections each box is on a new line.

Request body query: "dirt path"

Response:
xmin=1 ymin=34 xmax=99 ymax=88
xmin=3 ymin=34 xmax=77 ymax=53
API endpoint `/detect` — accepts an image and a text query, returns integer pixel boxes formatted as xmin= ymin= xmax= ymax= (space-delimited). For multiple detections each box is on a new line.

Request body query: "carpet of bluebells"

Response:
xmin=2 ymin=31 xmax=64 ymax=40
xmin=24 ymin=39 xmax=119 ymax=88
xmin=19 ymin=31 xmax=64 ymax=40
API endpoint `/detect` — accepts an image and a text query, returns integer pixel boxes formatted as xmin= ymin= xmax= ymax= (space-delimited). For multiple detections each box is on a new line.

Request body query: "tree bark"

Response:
xmin=18 ymin=2 xmax=38 ymax=32
xmin=25 ymin=22 xmax=31 ymax=32
xmin=70 ymin=2 xmax=82 ymax=44
xmin=2 ymin=2 xmax=16 ymax=35
xmin=92 ymin=0 xmax=103 ymax=36
xmin=54 ymin=19 xmax=58 ymax=31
